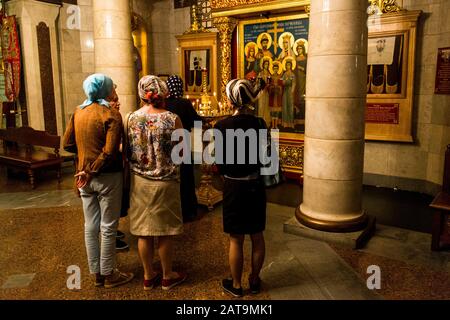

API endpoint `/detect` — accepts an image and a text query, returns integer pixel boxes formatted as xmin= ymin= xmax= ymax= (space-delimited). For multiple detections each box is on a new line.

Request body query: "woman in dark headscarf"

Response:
xmin=214 ymin=78 xmax=268 ymax=298
xmin=165 ymin=75 xmax=201 ymax=222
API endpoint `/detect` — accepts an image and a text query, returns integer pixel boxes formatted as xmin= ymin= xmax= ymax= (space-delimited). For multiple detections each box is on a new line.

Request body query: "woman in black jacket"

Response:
xmin=165 ymin=75 xmax=202 ymax=222
xmin=214 ymin=78 xmax=268 ymax=298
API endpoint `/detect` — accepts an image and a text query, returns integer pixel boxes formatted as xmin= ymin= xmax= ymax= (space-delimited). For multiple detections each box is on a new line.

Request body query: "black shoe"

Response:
xmin=116 ymin=230 xmax=125 ymax=239
xmin=221 ymin=279 xmax=243 ymax=298
xmin=249 ymin=276 xmax=261 ymax=294
xmin=116 ymin=239 xmax=129 ymax=251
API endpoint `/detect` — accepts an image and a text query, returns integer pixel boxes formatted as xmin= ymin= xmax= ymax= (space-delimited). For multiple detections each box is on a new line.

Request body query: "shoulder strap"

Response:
xmin=123 ymin=112 xmax=132 ymax=160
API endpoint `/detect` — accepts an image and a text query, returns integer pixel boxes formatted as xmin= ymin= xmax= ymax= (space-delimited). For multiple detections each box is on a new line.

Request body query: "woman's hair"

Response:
xmin=226 ymin=78 xmax=265 ymax=110
xmin=138 ymin=75 xmax=168 ymax=106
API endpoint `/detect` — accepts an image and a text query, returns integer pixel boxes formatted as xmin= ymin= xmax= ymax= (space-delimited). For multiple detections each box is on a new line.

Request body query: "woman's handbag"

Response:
xmin=257 ymin=117 xmax=284 ymax=188
xmin=120 ymin=113 xmax=132 ymax=217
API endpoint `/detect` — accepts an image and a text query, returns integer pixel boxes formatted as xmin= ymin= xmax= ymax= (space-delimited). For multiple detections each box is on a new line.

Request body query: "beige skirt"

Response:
xmin=129 ymin=173 xmax=183 ymax=237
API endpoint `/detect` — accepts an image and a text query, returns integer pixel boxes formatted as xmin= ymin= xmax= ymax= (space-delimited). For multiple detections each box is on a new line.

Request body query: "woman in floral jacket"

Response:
xmin=127 ymin=75 xmax=187 ymax=291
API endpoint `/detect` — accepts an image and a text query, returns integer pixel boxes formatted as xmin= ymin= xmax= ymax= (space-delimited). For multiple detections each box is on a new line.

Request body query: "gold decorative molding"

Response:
xmin=212 ymin=16 xmax=238 ymax=105
xmin=304 ymin=5 xmax=310 ymax=15
xmin=279 ymin=144 xmax=303 ymax=174
xmin=211 ymin=0 xmax=310 ymax=18
xmin=211 ymin=0 xmax=275 ymax=10
xmin=368 ymin=0 xmax=403 ymax=15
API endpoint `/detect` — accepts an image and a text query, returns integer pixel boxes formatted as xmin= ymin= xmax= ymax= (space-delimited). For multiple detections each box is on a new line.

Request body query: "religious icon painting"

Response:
xmin=365 ymin=10 xmax=421 ymax=142
xmin=238 ymin=14 xmax=309 ymax=134
xmin=176 ymin=31 xmax=218 ymax=101
xmin=183 ymin=49 xmax=211 ymax=94
xmin=367 ymin=35 xmax=404 ymax=95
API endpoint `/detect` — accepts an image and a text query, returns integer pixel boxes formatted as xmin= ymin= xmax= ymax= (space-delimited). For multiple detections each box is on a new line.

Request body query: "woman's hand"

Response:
xmin=74 ymin=171 xmax=91 ymax=189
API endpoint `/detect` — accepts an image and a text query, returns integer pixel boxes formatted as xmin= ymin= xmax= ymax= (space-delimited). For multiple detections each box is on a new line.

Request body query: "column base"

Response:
xmin=285 ymin=215 xmax=376 ymax=249
xmin=295 ymin=205 xmax=369 ymax=233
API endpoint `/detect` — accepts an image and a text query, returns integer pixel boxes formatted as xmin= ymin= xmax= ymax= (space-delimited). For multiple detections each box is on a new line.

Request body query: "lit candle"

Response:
xmin=186 ymin=95 xmax=189 ymax=100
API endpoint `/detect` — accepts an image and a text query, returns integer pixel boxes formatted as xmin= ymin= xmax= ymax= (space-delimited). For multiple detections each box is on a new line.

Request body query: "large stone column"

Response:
xmin=92 ymin=0 xmax=136 ymax=116
xmin=296 ymin=0 xmax=369 ymax=232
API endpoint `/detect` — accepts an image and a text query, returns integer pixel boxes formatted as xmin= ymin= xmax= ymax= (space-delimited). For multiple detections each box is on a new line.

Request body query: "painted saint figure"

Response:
xmin=257 ymin=57 xmax=273 ymax=126
xmin=268 ymin=61 xmax=283 ymax=129
xmin=281 ymin=57 xmax=296 ymax=129
xmin=277 ymin=32 xmax=295 ymax=61
xmin=294 ymin=39 xmax=307 ymax=114
xmin=244 ymin=42 xmax=258 ymax=79
xmin=256 ymin=33 xmax=274 ymax=60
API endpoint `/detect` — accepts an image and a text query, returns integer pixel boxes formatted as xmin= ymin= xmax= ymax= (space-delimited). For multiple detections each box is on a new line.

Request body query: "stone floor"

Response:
xmin=0 ymin=167 xmax=449 ymax=300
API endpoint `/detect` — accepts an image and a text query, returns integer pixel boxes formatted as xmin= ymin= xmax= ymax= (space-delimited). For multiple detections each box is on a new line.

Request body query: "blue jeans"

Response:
xmin=79 ymin=172 xmax=123 ymax=275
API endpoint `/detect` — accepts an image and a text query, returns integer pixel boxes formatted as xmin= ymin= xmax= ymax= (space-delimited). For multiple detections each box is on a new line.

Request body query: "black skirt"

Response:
xmin=222 ymin=177 xmax=266 ymax=235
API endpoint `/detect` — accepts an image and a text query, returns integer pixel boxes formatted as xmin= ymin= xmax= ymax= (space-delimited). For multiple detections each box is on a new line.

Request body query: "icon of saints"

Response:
xmin=257 ymin=57 xmax=273 ymax=126
xmin=294 ymin=39 xmax=308 ymax=109
xmin=277 ymin=32 xmax=295 ymax=61
xmin=244 ymin=42 xmax=258 ymax=80
xmin=268 ymin=61 xmax=283 ymax=129
xmin=256 ymin=33 xmax=274 ymax=60
xmin=281 ymin=56 xmax=296 ymax=130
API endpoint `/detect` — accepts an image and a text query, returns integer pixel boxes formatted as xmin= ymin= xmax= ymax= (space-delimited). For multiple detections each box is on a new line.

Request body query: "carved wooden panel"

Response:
xmin=16 ymin=24 xmax=28 ymax=127
xmin=37 ymin=22 xmax=57 ymax=135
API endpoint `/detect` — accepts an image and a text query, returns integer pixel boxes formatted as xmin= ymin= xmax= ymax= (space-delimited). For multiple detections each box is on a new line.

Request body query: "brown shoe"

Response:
xmin=104 ymin=269 xmax=134 ymax=289
xmin=94 ymin=273 xmax=105 ymax=287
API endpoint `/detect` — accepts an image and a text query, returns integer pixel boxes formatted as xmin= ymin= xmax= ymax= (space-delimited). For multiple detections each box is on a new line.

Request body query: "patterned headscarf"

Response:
xmin=80 ymin=73 xmax=114 ymax=109
xmin=225 ymin=78 xmax=264 ymax=110
xmin=138 ymin=75 xmax=168 ymax=104
xmin=166 ymin=75 xmax=184 ymax=99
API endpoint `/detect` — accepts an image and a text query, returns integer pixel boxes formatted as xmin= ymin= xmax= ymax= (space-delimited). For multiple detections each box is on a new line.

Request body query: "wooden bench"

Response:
xmin=429 ymin=144 xmax=450 ymax=251
xmin=0 ymin=126 xmax=63 ymax=189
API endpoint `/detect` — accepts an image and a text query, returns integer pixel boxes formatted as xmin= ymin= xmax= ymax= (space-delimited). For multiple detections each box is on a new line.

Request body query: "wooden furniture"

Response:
xmin=0 ymin=126 xmax=63 ymax=189
xmin=429 ymin=144 xmax=450 ymax=251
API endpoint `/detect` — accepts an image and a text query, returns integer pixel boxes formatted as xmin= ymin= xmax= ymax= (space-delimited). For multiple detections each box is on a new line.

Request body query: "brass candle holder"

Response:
xmin=195 ymin=68 xmax=231 ymax=211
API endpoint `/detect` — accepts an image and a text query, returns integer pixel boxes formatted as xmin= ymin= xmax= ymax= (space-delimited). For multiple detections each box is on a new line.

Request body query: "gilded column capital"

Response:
xmin=367 ymin=0 xmax=403 ymax=15
xmin=213 ymin=16 xmax=238 ymax=104
xmin=212 ymin=16 xmax=238 ymax=34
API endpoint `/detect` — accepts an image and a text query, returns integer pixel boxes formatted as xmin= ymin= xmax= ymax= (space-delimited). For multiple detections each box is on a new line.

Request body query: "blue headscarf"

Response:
xmin=80 ymin=73 xmax=114 ymax=109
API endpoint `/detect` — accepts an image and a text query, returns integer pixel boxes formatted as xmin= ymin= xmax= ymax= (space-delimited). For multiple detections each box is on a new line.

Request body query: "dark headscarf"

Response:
xmin=166 ymin=75 xmax=184 ymax=99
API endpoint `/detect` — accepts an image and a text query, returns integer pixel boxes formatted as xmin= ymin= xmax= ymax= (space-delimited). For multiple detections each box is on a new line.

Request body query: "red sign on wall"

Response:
xmin=366 ymin=103 xmax=399 ymax=124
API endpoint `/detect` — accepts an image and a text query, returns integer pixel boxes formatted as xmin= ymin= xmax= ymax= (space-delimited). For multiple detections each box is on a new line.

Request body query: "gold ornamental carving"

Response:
xmin=279 ymin=144 xmax=303 ymax=173
xmin=213 ymin=16 xmax=238 ymax=105
xmin=368 ymin=0 xmax=403 ymax=15
xmin=304 ymin=5 xmax=310 ymax=15
xmin=211 ymin=0 xmax=275 ymax=9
